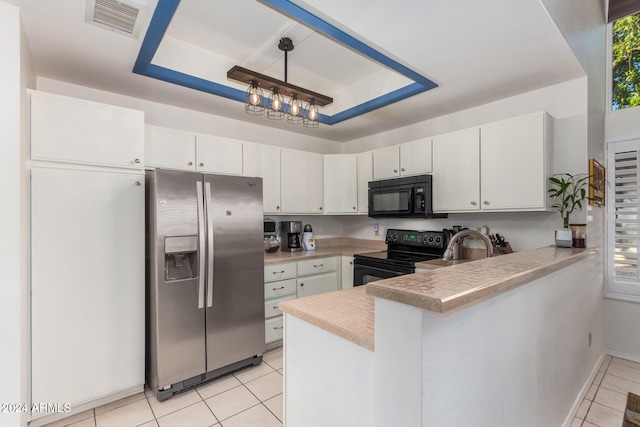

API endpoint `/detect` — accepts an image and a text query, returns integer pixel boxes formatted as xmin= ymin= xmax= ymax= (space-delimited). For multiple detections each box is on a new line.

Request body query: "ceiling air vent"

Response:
xmin=85 ymin=0 xmax=149 ymax=38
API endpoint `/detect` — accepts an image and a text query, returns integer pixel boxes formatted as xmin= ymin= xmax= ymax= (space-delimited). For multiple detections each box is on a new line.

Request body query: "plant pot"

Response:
xmin=555 ymin=229 xmax=573 ymax=248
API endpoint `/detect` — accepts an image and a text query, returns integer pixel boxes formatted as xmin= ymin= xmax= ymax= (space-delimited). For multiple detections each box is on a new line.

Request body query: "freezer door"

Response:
xmin=204 ymin=174 xmax=265 ymax=371
xmin=148 ymin=169 xmax=206 ymax=389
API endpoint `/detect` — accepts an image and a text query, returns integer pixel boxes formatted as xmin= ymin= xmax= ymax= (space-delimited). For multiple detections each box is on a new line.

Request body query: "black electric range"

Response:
xmin=353 ymin=229 xmax=450 ymax=286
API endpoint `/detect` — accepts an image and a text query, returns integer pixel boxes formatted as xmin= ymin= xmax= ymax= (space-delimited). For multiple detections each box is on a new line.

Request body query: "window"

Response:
xmin=607 ymin=139 xmax=640 ymax=301
xmin=611 ymin=12 xmax=640 ymax=110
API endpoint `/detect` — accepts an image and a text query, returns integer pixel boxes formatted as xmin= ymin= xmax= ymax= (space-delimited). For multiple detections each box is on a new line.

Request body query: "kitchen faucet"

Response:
xmin=442 ymin=229 xmax=494 ymax=261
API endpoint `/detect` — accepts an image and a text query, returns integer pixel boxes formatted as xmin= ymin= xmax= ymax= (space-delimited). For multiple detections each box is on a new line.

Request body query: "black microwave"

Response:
xmin=368 ymin=175 xmax=446 ymax=218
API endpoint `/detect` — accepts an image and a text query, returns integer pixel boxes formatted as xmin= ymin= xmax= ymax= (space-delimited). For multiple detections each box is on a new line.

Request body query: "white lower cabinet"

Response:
xmin=30 ymin=166 xmax=145 ymax=416
xmin=297 ymin=257 xmax=338 ymax=298
xmin=341 ymin=256 xmax=354 ymax=289
xmin=264 ymin=263 xmax=296 ymax=347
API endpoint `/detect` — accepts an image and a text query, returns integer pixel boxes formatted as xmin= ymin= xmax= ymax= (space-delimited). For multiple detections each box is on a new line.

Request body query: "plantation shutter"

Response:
xmin=607 ymin=140 xmax=640 ymax=300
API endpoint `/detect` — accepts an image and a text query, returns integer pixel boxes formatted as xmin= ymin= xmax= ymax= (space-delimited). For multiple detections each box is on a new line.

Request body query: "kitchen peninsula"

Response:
xmin=280 ymin=246 xmax=602 ymax=427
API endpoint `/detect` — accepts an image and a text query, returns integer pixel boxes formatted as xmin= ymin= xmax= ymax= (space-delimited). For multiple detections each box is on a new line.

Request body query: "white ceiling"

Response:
xmin=9 ymin=0 xmax=585 ymax=142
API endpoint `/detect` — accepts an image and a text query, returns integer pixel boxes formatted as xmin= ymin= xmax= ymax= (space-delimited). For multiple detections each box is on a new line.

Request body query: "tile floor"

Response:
xmin=43 ymin=347 xmax=284 ymax=427
xmin=42 ymin=350 xmax=640 ymax=427
xmin=572 ymin=355 xmax=640 ymax=427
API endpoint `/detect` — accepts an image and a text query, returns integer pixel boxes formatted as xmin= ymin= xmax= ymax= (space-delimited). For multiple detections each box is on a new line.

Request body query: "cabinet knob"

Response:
xmin=401 ymin=168 xmax=405 ymax=172
xmin=188 ymin=161 xmax=193 ymax=166
xmin=471 ymin=201 xmax=477 ymax=206
xmin=319 ymin=207 xmax=323 ymax=211
xmin=483 ymin=200 xmax=490 ymax=205
xmin=276 ymin=205 xmax=280 ymax=210
xmin=134 ymin=158 xmax=140 ymax=164
xmin=300 ymin=283 xmax=304 ymax=287
xmin=349 ymin=261 xmax=353 ymax=265
xmin=135 ymin=181 xmax=141 ymax=187
xmin=199 ymin=162 xmax=204 ymax=167
xmin=353 ymin=206 xmax=356 ymax=210
xmin=393 ymin=169 xmax=398 ymax=173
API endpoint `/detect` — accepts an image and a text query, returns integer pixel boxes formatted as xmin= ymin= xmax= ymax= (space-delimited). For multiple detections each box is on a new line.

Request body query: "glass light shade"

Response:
xmin=267 ymin=88 xmax=285 ymax=120
xmin=245 ymin=80 xmax=265 ymax=115
xmin=287 ymin=94 xmax=303 ymax=124
xmin=303 ymin=99 xmax=319 ymax=128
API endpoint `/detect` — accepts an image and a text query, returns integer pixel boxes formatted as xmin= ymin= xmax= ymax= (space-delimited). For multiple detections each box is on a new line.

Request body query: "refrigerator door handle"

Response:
xmin=205 ymin=181 xmax=214 ymax=308
xmin=196 ymin=181 xmax=206 ymax=309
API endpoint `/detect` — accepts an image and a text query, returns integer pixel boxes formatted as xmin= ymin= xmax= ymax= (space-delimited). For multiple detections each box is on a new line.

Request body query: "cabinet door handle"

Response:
xmin=135 ymin=181 xmax=141 ymax=187
xmin=134 ymin=158 xmax=140 ymax=164
xmin=314 ymin=264 xmax=324 ymax=268
xmin=393 ymin=169 xmax=398 ymax=173
xmin=349 ymin=261 xmax=353 ymax=265
xmin=471 ymin=201 xmax=477 ymax=206
xmin=319 ymin=207 xmax=323 ymax=210
xmin=483 ymin=200 xmax=490 ymax=205
xmin=300 ymin=283 xmax=304 ymax=287
xmin=272 ymin=306 xmax=280 ymax=310
xmin=272 ymin=270 xmax=285 ymax=275
xmin=352 ymin=206 xmax=356 ymax=210
xmin=276 ymin=205 xmax=280 ymax=210
xmin=274 ymin=326 xmax=284 ymax=330
xmin=199 ymin=162 xmax=204 ymax=167
xmin=188 ymin=161 xmax=193 ymax=166
xmin=272 ymin=286 xmax=285 ymax=291
xmin=401 ymin=168 xmax=405 ymax=172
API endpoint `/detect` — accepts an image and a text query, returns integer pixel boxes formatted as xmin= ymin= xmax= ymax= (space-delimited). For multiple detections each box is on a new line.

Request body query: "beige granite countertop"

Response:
xmin=279 ymin=246 xmax=597 ymax=351
xmin=264 ymin=237 xmax=385 ymax=264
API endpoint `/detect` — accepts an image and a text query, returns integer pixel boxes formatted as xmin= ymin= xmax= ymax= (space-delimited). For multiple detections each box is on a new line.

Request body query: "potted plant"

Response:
xmin=548 ymin=173 xmax=594 ymax=247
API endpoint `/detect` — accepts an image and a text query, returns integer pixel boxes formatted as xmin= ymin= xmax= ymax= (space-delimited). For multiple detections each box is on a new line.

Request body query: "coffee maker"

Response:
xmin=281 ymin=221 xmax=302 ymax=252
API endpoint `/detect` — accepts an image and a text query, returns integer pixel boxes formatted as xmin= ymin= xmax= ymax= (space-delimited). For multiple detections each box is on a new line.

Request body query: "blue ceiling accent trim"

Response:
xmin=133 ymin=0 xmax=437 ymax=126
xmin=132 ymin=0 xmax=180 ymax=74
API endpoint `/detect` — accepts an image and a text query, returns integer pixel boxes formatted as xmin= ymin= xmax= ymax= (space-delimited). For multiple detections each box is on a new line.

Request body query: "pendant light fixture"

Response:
xmin=227 ymin=37 xmax=333 ymax=127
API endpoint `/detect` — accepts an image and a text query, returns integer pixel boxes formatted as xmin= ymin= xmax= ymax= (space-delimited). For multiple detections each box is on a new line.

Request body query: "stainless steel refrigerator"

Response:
xmin=145 ymin=169 xmax=265 ymax=400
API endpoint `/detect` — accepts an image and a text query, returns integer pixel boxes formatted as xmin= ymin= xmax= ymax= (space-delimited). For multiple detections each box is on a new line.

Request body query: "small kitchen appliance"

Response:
xmin=263 ymin=218 xmax=280 ymax=253
xmin=368 ymin=175 xmax=447 ymax=218
xmin=281 ymin=221 xmax=302 ymax=252
xmin=353 ymin=229 xmax=450 ymax=286
xmin=301 ymin=224 xmax=316 ymax=251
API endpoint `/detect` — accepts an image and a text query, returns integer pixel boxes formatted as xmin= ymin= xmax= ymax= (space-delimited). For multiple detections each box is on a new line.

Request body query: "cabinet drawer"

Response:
xmin=265 ymin=294 xmax=296 ymax=319
xmin=264 ymin=263 xmax=296 ymax=282
xmin=265 ymin=316 xmax=284 ymax=344
xmin=297 ymin=257 xmax=338 ymax=276
xmin=297 ymin=272 xmax=338 ymax=299
xmin=264 ymin=278 xmax=297 ymax=300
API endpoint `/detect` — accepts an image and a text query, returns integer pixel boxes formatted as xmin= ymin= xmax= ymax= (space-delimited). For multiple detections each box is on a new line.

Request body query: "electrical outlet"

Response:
xmin=589 ymin=332 xmax=592 ymax=347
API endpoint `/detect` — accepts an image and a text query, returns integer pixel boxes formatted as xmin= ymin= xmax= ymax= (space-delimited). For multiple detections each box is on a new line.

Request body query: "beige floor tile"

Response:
xmin=569 ymin=418 xmax=582 ymax=427
xmin=197 ymin=374 xmax=242 ymax=400
xmin=277 ymin=368 xmax=283 ymax=376
xmin=601 ymin=373 xmax=640 ymax=395
xmin=607 ymin=362 xmax=640 ymax=383
xmin=43 ymin=409 xmax=95 ymax=427
xmin=593 ymin=371 xmax=605 ymax=386
xmin=263 ymin=393 xmax=283 ymax=422
xmin=583 ymin=422 xmax=598 ymax=427
xmin=94 ymin=392 xmax=146 ymax=415
xmin=263 ymin=349 xmax=283 ymax=371
xmin=148 ymin=389 xmax=202 ymax=419
xmin=585 ymin=383 xmax=598 ymax=401
xmin=244 ymin=372 xmax=283 ymax=402
xmin=611 ymin=357 xmax=640 ymax=371
xmin=600 ymin=358 xmax=610 ymax=373
xmin=219 ymin=404 xmax=282 ymax=427
xmin=585 ymin=402 xmax=624 ymax=427
xmin=205 ymin=386 xmax=260 ymax=421
xmin=594 ymin=387 xmax=628 ymax=412
xmin=576 ymin=399 xmax=591 ymax=420
xmin=67 ymin=418 xmax=96 ymax=427
xmin=233 ymin=363 xmax=275 ymax=384
xmin=138 ymin=422 xmax=159 ymax=427
xmin=145 ymin=384 xmax=156 ymax=399
xmin=95 ymin=398 xmax=155 ymax=427
xmin=157 ymin=401 xmax=218 ymax=427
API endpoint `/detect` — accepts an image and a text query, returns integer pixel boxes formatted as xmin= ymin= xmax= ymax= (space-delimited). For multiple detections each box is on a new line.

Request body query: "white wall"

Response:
xmin=0 ymin=2 xmax=34 ymax=426
xmin=604 ymin=107 xmax=640 ymax=360
xmin=36 ymin=78 xmax=342 ymax=155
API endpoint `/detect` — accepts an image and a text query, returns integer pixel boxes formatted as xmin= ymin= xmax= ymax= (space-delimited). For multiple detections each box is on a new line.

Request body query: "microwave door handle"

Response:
xmin=205 ymin=181 xmax=214 ymax=308
xmin=196 ymin=181 xmax=205 ymax=309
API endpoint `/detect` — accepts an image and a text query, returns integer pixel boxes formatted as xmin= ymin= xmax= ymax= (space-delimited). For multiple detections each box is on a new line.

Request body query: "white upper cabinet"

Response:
xmin=400 ymin=138 xmax=432 ymax=175
xmin=357 ymin=151 xmax=373 ymax=213
xmin=479 ymin=111 xmax=554 ymax=211
xmin=195 ymin=134 xmax=243 ymax=175
xmin=432 ymin=128 xmax=481 ymax=212
xmin=243 ymin=143 xmax=282 ymax=214
xmin=324 ymin=154 xmax=358 ymax=214
xmin=372 ymin=138 xmax=432 ymax=180
xmin=30 ymin=90 xmax=144 ymax=169
xmin=281 ymin=149 xmax=323 ymax=214
xmin=145 ymin=125 xmax=196 ymax=171
xmin=433 ymin=112 xmax=554 ymax=213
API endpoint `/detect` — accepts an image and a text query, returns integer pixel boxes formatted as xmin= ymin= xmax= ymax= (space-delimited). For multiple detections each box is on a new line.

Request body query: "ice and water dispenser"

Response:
xmin=164 ymin=236 xmax=198 ymax=281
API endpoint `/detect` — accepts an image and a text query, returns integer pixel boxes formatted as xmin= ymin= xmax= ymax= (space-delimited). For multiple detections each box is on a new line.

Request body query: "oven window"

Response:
xmin=372 ymin=189 xmax=411 ymax=212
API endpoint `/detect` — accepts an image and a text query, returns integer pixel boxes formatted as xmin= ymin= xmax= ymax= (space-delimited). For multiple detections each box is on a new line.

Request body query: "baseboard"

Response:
xmin=562 ymin=351 xmax=606 ymax=427
xmin=607 ymin=349 xmax=640 ymax=364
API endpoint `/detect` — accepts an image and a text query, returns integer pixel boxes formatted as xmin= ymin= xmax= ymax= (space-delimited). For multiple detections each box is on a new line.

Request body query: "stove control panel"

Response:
xmin=385 ymin=229 xmax=446 ymax=249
